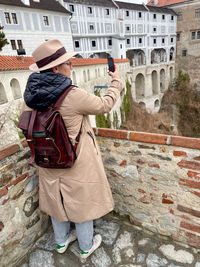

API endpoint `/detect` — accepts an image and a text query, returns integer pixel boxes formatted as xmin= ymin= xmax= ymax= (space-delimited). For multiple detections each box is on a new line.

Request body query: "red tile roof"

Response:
xmin=147 ymin=0 xmax=185 ymax=7
xmin=0 ymin=56 xmax=34 ymax=71
xmin=0 ymin=56 xmax=129 ymax=71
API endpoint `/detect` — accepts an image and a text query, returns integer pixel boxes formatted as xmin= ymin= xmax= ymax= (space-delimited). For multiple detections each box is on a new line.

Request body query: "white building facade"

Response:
xmin=0 ymin=0 xmax=74 ymax=56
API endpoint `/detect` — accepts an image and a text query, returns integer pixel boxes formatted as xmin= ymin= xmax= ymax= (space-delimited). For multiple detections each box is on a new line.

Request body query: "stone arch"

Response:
xmin=74 ymin=54 xmax=83 ymax=58
xmin=160 ymin=69 xmax=165 ymax=92
xmin=151 ymin=49 xmax=166 ymax=64
xmin=170 ymin=67 xmax=174 ymax=82
xmin=83 ymin=70 xmax=87 ymax=82
xmin=72 ymin=71 xmax=77 ymax=84
xmin=0 ymin=82 xmax=8 ymax=104
xmin=152 ymin=70 xmax=158 ymax=95
xmin=139 ymin=102 xmax=146 ymax=108
xmin=126 ymin=49 xmax=145 ymax=66
xmin=154 ymin=99 xmax=159 ymax=108
xmin=135 ymin=73 xmax=145 ymax=99
xmin=170 ymin=47 xmax=175 ymax=61
xmin=10 ymin=78 xmax=21 ymax=100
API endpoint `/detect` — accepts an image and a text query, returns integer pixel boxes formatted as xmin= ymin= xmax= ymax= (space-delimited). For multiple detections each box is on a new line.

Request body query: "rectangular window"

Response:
xmin=139 ymin=38 xmax=142 ymax=44
xmin=4 ymin=12 xmax=11 ymax=24
xmin=120 ymin=44 xmax=122 ymax=49
xmin=138 ymin=12 xmax=142 ymax=18
xmin=191 ymin=31 xmax=196 ymax=40
xmin=177 ymin=33 xmax=180 ymax=41
xmin=89 ymin=24 xmax=94 ymax=31
xmin=108 ymin=39 xmax=112 ymax=46
xmin=69 ymin=4 xmax=74 ymax=12
xmin=162 ymin=38 xmax=165 ymax=44
xmin=92 ymin=40 xmax=96 ymax=47
xmin=127 ymin=39 xmax=130 ymax=44
xmin=153 ymin=38 xmax=156 ymax=44
xmin=153 ymin=14 xmax=156 ymax=19
xmin=171 ymin=15 xmax=174 ymax=21
xmin=75 ymin=41 xmax=80 ymax=48
xmin=106 ymin=9 xmax=109 ymax=15
xmin=195 ymin=8 xmax=200 ymax=18
xmin=17 ymin=40 xmax=23 ymax=50
xmin=182 ymin=49 xmax=187 ymax=56
xmin=126 ymin=11 xmax=129 ymax=17
xmin=11 ymin=13 xmax=18 ymax=24
xmin=153 ymin=27 xmax=156 ymax=33
xmin=197 ymin=31 xmax=200 ymax=39
xmin=162 ymin=14 xmax=165 ymax=20
xmin=10 ymin=40 xmax=16 ymax=50
xmin=88 ymin=7 xmax=92 ymax=14
xmin=126 ymin=26 xmax=130 ymax=31
xmin=177 ymin=11 xmax=182 ymax=21
xmin=43 ymin=16 xmax=49 ymax=26
xmin=171 ymin=37 xmax=174 ymax=43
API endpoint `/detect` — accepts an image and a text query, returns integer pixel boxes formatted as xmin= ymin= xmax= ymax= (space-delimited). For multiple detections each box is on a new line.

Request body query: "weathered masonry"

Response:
xmin=0 ymin=129 xmax=200 ymax=266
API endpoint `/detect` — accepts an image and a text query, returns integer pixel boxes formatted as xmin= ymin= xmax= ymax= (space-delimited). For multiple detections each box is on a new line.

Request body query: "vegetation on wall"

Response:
xmin=94 ymin=89 xmax=111 ymax=128
xmin=95 ymin=80 xmax=132 ymax=128
xmin=13 ymin=117 xmax=24 ymax=139
xmin=0 ymin=26 xmax=9 ymax=51
xmin=120 ymin=81 xmax=131 ymax=124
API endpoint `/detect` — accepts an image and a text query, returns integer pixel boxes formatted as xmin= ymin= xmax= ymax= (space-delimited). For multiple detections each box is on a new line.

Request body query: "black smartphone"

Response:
xmin=108 ymin=57 xmax=115 ymax=72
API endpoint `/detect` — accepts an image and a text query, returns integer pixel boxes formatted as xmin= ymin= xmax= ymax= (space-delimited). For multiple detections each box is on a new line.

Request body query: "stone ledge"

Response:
xmin=93 ymin=128 xmax=200 ymax=150
xmin=0 ymin=144 xmax=20 ymax=161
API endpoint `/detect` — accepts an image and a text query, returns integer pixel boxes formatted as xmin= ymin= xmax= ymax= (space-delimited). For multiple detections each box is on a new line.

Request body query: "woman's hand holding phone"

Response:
xmin=107 ymin=58 xmax=120 ymax=79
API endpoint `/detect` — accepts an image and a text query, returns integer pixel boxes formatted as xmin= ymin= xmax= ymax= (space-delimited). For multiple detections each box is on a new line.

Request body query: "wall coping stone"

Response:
xmin=93 ymin=128 xmax=200 ymax=150
xmin=0 ymin=129 xmax=199 ymax=162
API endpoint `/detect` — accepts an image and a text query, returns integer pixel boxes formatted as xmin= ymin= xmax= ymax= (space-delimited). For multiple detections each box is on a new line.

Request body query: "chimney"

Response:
xmin=21 ymin=0 xmax=30 ymax=5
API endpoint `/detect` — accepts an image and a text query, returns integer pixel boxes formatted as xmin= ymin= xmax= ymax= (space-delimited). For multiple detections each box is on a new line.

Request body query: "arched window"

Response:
xmin=160 ymin=69 xmax=165 ymax=92
xmin=152 ymin=70 xmax=158 ymax=95
xmin=154 ymin=99 xmax=159 ymax=108
xmin=72 ymin=71 xmax=77 ymax=84
xmin=83 ymin=70 xmax=87 ymax=82
xmin=10 ymin=78 xmax=21 ymax=99
xmin=87 ymin=69 xmax=90 ymax=81
xmin=135 ymin=73 xmax=145 ymax=99
xmin=0 ymin=83 xmax=8 ymax=104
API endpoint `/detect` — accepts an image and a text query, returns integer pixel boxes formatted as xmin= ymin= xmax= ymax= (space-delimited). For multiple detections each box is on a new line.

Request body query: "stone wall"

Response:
xmin=0 ymin=140 xmax=49 ymax=267
xmin=1 ymin=129 xmax=200 ymax=266
xmin=94 ymin=128 xmax=200 ymax=248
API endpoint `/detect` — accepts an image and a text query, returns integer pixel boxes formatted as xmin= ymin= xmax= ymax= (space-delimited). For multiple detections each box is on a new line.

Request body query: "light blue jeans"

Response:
xmin=51 ymin=216 xmax=93 ymax=251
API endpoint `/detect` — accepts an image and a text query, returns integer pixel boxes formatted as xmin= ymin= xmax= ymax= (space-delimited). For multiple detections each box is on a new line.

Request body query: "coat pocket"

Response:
xmin=87 ymin=131 xmax=98 ymax=155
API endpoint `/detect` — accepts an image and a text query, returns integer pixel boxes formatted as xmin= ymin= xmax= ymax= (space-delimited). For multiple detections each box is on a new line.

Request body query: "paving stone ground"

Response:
xmin=18 ymin=213 xmax=200 ymax=267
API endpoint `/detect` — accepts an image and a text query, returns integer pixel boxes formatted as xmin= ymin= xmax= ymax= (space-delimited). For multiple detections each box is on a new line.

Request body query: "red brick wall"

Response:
xmin=93 ymin=128 xmax=200 ymax=247
xmin=0 ymin=140 xmax=49 ymax=267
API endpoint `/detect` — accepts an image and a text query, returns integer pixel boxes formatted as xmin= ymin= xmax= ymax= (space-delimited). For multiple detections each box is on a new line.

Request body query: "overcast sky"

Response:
xmin=118 ymin=0 xmax=148 ymax=4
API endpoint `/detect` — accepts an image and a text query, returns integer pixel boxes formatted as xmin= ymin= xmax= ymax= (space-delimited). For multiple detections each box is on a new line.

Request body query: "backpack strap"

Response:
xmin=27 ymin=110 xmax=37 ymax=165
xmin=53 ymin=85 xmax=74 ymax=110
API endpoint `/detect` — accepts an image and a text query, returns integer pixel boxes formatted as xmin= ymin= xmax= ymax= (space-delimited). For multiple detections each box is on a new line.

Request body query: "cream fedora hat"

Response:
xmin=29 ymin=39 xmax=77 ymax=72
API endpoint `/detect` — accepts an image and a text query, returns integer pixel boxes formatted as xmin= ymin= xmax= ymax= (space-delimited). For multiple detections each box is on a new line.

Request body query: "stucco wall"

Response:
xmin=0 ymin=129 xmax=200 ymax=266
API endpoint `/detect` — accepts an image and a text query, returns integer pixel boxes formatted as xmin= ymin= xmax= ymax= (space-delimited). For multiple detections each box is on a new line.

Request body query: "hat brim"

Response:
xmin=29 ymin=52 xmax=77 ymax=72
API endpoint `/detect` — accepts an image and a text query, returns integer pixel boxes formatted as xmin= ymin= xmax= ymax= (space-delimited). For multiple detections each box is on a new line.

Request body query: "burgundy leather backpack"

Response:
xmin=18 ymin=86 xmax=81 ymax=168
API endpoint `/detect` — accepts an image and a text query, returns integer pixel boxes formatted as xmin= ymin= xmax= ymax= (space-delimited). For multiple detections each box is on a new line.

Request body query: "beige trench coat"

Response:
xmin=25 ymin=78 xmax=123 ymax=223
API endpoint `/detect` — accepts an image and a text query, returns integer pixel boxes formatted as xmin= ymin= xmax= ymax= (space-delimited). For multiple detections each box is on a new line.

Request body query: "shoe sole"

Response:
xmin=56 ymin=236 xmax=77 ymax=254
xmin=80 ymin=235 xmax=102 ymax=259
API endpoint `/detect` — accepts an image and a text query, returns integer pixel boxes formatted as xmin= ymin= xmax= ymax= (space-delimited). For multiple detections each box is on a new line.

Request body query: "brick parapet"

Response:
xmin=93 ymin=128 xmax=200 ymax=150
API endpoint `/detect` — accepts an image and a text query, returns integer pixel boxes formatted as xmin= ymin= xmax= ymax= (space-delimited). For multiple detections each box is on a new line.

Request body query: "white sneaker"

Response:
xmin=80 ymin=234 xmax=102 ymax=259
xmin=56 ymin=230 xmax=77 ymax=254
